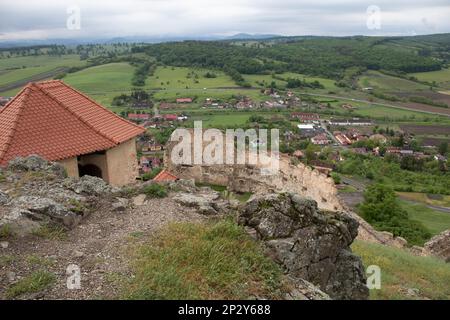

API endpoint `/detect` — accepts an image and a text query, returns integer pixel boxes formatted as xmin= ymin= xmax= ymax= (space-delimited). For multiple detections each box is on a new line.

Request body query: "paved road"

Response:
xmin=299 ymin=92 xmax=450 ymax=117
xmin=398 ymin=197 xmax=450 ymax=214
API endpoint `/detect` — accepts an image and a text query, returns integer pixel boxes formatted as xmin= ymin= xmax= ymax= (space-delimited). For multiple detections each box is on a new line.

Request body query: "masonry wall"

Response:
xmin=106 ymin=138 xmax=139 ymax=186
xmin=79 ymin=153 xmax=109 ymax=182
xmin=58 ymin=157 xmax=79 ymax=178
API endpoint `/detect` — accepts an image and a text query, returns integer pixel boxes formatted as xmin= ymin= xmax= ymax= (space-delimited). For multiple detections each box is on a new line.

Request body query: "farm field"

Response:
xmin=410 ymin=68 xmax=450 ymax=89
xmin=0 ymin=55 xmax=86 ymax=96
xmin=63 ymin=62 xmax=136 ymax=106
xmin=358 ymin=70 xmax=428 ymax=92
xmin=147 ymin=66 xmax=237 ymax=90
xmin=399 ymin=124 xmax=450 ymax=136
xmin=244 ymin=72 xmax=339 ymax=91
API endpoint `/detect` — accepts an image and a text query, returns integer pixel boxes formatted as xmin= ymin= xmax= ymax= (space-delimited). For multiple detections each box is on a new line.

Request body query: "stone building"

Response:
xmin=0 ymin=80 xmax=145 ymax=186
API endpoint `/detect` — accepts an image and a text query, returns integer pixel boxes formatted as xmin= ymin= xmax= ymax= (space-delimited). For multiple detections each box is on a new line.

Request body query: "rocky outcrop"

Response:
xmin=423 ymin=230 xmax=450 ymax=262
xmin=0 ymin=156 xmax=117 ymax=236
xmin=238 ymin=192 xmax=369 ymax=300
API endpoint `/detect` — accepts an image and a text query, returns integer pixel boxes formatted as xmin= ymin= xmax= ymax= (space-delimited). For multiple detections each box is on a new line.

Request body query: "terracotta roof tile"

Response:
xmin=153 ymin=169 xmax=178 ymax=182
xmin=0 ymin=80 xmax=145 ymax=165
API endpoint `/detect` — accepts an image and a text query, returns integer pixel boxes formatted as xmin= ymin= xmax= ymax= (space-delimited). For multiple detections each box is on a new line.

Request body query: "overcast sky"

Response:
xmin=1 ymin=0 xmax=449 ymax=41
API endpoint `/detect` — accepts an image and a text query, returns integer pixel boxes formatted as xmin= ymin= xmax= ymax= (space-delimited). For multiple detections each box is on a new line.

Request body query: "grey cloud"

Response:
xmin=0 ymin=0 xmax=449 ymax=40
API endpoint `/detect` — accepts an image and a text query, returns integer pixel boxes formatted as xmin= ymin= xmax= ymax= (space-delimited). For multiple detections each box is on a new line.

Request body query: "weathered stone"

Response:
xmin=132 ymin=194 xmax=147 ymax=206
xmin=7 ymin=155 xmax=66 ymax=178
xmin=65 ymin=175 xmax=117 ymax=195
xmin=0 ymin=241 xmax=9 ymax=249
xmin=9 ymin=196 xmax=82 ymax=228
xmin=284 ymin=277 xmax=331 ymax=300
xmin=173 ymin=193 xmax=218 ymax=214
xmin=424 ymin=229 xmax=450 ymax=262
xmin=73 ymin=250 xmax=85 ymax=258
xmin=112 ymin=197 xmax=129 ymax=212
xmin=239 ymin=192 xmax=369 ymax=300
xmin=0 ymin=190 xmax=9 ymax=205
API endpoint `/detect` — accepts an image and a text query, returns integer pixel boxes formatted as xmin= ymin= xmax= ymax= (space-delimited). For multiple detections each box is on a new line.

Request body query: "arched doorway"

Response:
xmin=78 ymin=163 xmax=102 ymax=178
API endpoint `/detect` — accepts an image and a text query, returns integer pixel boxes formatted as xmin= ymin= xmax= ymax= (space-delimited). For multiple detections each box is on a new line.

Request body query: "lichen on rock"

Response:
xmin=239 ymin=192 xmax=369 ymax=300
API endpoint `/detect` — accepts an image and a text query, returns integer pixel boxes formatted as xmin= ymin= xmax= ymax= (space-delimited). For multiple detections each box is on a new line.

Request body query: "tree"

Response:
xmin=359 ymin=184 xmax=431 ymax=245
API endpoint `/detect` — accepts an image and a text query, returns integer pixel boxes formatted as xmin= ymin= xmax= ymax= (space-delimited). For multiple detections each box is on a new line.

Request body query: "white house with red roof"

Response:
xmin=0 ymin=80 xmax=145 ymax=186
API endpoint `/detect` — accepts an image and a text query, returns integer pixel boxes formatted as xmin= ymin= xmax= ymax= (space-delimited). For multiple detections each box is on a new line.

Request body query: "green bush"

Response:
xmin=143 ymin=184 xmax=168 ymax=198
xmin=359 ymin=184 xmax=431 ymax=246
xmin=141 ymin=167 xmax=162 ymax=181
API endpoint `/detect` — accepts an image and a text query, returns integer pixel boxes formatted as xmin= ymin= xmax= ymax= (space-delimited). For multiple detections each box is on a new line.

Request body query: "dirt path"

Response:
xmin=0 ymin=196 xmax=205 ymax=300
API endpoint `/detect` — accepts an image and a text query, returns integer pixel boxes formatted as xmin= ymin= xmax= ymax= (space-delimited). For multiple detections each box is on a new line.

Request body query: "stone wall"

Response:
xmin=165 ymin=144 xmax=343 ymax=212
xmin=106 ymin=138 xmax=140 ymax=186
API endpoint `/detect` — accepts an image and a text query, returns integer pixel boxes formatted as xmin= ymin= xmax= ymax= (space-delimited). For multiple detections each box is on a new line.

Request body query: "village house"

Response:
xmin=334 ymin=131 xmax=352 ymax=145
xmin=0 ymin=80 xmax=145 ymax=186
xmin=311 ymin=133 xmax=331 ymax=145
xmin=176 ymin=98 xmax=193 ymax=104
xmin=163 ymin=114 xmax=178 ymax=122
xmin=328 ymin=118 xmax=373 ymax=126
xmin=127 ymin=113 xmax=151 ymax=121
xmin=291 ymin=112 xmax=320 ymax=123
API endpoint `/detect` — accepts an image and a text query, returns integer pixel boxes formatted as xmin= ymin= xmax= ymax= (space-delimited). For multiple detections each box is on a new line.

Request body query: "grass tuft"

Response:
xmin=352 ymin=240 xmax=450 ymax=300
xmin=121 ymin=219 xmax=284 ymax=300
xmin=6 ymin=270 xmax=56 ymax=298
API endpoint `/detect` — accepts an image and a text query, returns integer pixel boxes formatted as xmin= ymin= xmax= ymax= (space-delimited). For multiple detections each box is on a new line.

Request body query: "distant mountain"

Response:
xmin=0 ymin=33 xmax=284 ymax=48
xmin=225 ymin=33 xmax=282 ymax=40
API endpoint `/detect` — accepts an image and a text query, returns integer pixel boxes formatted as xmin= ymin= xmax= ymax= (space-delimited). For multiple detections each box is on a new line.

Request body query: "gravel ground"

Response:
xmin=0 ymin=195 xmax=205 ymax=300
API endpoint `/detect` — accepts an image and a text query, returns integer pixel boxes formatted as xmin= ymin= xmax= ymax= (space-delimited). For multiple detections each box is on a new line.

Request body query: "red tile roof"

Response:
xmin=0 ymin=80 xmax=145 ymax=165
xmin=153 ymin=169 xmax=178 ymax=182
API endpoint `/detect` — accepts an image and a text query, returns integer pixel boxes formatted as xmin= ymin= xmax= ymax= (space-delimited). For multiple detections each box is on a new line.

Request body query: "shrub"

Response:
xmin=141 ymin=167 xmax=162 ymax=181
xmin=143 ymin=184 xmax=168 ymax=198
xmin=359 ymin=184 xmax=431 ymax=246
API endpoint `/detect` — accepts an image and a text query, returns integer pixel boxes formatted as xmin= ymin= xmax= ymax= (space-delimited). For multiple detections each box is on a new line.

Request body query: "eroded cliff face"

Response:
xmin=165 ymin=137 xmax=343 ymax=212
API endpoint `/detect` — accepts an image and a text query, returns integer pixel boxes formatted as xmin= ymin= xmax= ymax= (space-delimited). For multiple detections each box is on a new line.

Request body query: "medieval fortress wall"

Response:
xmin=164 ymin=133 xmax=343 ymax=212
xmin=164 ymin=132 xmax=410 ymax=248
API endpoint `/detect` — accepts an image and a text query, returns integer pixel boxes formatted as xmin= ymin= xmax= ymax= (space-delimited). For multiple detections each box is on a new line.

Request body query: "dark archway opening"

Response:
xmin=78 ymin=163 xmax=102 ymax=178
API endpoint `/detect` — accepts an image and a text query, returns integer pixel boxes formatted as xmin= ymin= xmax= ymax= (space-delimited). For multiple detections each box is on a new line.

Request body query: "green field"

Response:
xmin=358 ymin=70 xmax=428 ymax=92
xmin=411 ymin=68 xmax=450 ymax=89
xmin=399 ymin=200 xmax=450 ymax=236
xmin=244 ymin=72 xmax=338 ymax=91
xmin=147 ymin=66 xmax=237 ymax=89
xmin=0 ymin=55 xmax=86 ymax=95
xmin=64 ymin=62 xmax=135 ymax=106
xmin=352 ymin=240 xmax=450 ymax=300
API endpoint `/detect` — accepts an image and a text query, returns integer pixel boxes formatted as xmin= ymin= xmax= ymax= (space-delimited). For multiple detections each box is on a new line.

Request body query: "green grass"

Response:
xmin=6 ymin=270 xmax=56 ymax=298
xmin=397 ymin=192 xmax=450 ymax=207
xmin=352 ymin=240 xmax=450 ymax=300
xmin=0 ymin=224 xmax=14 ymax=239
xmin=142 ymin=184 xmax=168 ymax=198
xmin=147 ymin=66 xmax=237 ymax=90
xmin=0 ymin=55 xmax=86 ymax=95
xmin=31 ymin=224 xmax=67 ymax=240
xmin=63 ymin=62 xmax=135 ymax=106
xmin=399 ymin=200 xmax=450 ymax=236
xmin=121 ymin=220 xmax=284 ymax=299
xmin=410 ymin=68 xmax=450 ymax=89
xmin=243 ymin=72 xmax=338 ymax=91
xmin=358 ymin=70 xmax=428 ymax=92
